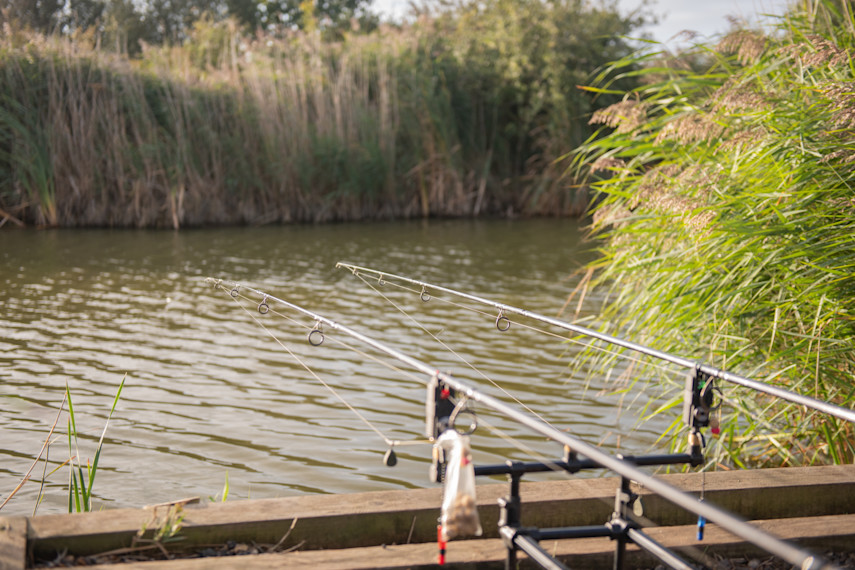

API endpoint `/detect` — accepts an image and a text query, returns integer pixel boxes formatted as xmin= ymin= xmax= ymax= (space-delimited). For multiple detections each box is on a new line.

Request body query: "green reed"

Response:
xmin=66 ymin=375 xmax=125 ymax=512
xmin=0 ymin=94 xmax=56 ymax=226
xmin=572 ymin=0 xmax=855 ymax=467
xmin=0 ymin=0 xmax=639 ymax=227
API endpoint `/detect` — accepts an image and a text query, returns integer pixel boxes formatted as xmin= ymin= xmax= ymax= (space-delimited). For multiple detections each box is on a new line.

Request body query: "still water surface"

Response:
xmin=1 ymin=220 xmax=676 ymax=516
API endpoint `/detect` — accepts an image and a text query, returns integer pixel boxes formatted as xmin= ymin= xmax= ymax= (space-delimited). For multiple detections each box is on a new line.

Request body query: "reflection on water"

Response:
xmin=0 ymin=219 xmax=678 ymax=515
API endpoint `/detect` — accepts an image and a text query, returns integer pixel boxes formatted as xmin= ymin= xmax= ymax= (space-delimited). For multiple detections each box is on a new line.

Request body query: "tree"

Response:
xmin=62 ymin=0 xmax=106 ymax=34
xmin=222 ymin=0 xmax=368 ymax=34
xmin=101 ymin=0 xmax=154 ymax=54
xmin=145 ymin=0 xmax=224 ymax=44
xmin=1 ymin=0 xmax=372 ymax=46
xmin=0 ymin=0 xmax=64 ymax=32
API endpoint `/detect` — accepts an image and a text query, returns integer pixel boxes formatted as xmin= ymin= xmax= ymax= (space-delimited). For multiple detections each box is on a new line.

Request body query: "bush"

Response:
xmin=573 ymin=0 xmax=855 ymax=467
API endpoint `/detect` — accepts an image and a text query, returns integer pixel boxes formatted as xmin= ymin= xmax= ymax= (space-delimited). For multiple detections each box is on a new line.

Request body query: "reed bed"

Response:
xmin=572 ymin=0 xmax=855 ymax=467
xmin=0 ymin=1 xmax=638 ymax=227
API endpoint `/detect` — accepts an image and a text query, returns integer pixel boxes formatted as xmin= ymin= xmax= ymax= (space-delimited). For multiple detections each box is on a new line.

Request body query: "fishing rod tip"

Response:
xmin=335 ymin=262 xmax=359 ymax=275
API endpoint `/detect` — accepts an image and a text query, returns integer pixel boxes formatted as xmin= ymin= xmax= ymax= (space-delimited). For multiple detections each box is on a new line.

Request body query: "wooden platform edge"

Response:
xmin=11 ymin=464 xmax=855 ymax=566
xmin=0 ymin=517 xmax=27 ymax=570
xmin=67 ymin=513 xmax=855 ymax=570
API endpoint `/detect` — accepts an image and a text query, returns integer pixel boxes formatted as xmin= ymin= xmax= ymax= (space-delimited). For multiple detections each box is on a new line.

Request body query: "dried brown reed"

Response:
xmin=589 ymin=100 xmax=649 ymax=134
xmin=1 ymin=1 xmax=634 ymax=227
xmin=717 ymin=30 xmax=768 ymax=64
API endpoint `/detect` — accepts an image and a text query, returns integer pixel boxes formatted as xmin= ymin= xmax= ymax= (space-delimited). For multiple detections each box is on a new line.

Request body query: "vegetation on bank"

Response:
xmin=573 ymin=0 xmax=855 ymax=467
xmin=0 ymin=0 xmax=644 ymax=228
xmin=0 ymin=0 xmax=379 ymax=51
xmin=0 ymin=376 xmax=125 ymax=515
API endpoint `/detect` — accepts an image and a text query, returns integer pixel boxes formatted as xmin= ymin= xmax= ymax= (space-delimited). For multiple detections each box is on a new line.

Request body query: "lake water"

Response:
xmin=1 ymin=219 xmax=679 ymax=516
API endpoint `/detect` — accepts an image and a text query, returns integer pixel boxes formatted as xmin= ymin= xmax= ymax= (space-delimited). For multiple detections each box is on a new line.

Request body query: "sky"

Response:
xmin=634 ymin=0 xmax=794 ymax=45
xmin=370 ymin=0 xmax=796 ymax=46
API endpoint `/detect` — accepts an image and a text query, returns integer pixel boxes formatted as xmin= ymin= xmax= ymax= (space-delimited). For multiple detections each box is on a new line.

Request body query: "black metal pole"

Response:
xmin=513 ymin=533 xmax=571 ymax=570
xmin=612 ymin=477 xmax=631 ymax=570
xmin=498 ymin=470 xmax=524 ymax=570
xmin=627 ymin=528 xmax=694 ymax=570
xmin=474 ymin=453 xmax=699 ymax=476
xmin=535 ymin=526 xmax=613 ymax=540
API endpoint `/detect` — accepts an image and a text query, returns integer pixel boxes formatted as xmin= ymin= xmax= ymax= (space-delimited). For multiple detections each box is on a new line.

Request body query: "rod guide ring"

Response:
xmin=496 ymin=310 xmax=511 ymax=332
xmin=308 ymin=322 xmax=325 ymax=346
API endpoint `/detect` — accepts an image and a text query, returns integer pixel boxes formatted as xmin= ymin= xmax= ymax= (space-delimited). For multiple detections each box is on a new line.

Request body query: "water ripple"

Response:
xmin=0 ymin=220 xmax=679 ymax=516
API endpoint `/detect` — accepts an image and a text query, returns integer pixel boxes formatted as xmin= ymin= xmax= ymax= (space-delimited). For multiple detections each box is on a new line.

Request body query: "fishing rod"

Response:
xmin=336 ymin=262 xmax=855 ymax=425
xmin=209 ymin=277 xmax=831 ymax=570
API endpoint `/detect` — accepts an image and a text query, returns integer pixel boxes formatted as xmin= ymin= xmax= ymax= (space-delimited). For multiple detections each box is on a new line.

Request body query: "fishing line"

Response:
xmin=353 ymin=272 xmax=558 ymax=429
xmin=358 ymin=273 xmax=688 ymax=464
xmin=264 ymin=303 xmax=428 ymax=389
xmin=349 ymin=271 xmax=698 ymax=460
xmin=349 ymin=272 xmax=684 ymax=381
xmin=213 ymin=281 xmax=428 ymax=450
xmin=517 ymin=322 xmax=681 ymax=379
xmin=225 ymin=283 xmax=429 ymax=389
xmin=474 ymin=412 xmax=572 ymax=474
xmin=348 ymin=270 xmax=688 ymax=430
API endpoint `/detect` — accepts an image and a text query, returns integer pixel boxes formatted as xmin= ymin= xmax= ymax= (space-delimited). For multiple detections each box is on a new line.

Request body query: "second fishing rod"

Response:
xmin=336 ymin=262 xmax=855 ymax=425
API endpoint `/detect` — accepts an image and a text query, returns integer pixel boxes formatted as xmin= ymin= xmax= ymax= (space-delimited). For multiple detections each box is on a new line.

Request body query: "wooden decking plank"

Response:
xmin=630 ymin=463 xmax=855 ymax=526
xmin=25 ymin=465 xmax=855 ymax=561
xmin=83 ymin=513 xmax=855 ymax=569
xmin=0 ymin=517 xmax=27 ymax=570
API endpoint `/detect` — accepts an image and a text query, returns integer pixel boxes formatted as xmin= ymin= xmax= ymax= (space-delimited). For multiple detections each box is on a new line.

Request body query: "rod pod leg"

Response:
xmin=611 ymin=476 xmax=636 ymax=570
xmin=498 ymin=466 xmax=523 ymax=570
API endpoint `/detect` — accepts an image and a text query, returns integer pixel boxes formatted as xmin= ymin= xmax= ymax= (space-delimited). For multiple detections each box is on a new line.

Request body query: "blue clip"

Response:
xmin=697 ymin=515 xmax=706 ymax=540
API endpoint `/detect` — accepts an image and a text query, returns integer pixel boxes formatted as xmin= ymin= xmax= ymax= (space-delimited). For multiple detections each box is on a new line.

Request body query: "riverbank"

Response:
xmin=0 ymin=1 xmax=641 ymax=229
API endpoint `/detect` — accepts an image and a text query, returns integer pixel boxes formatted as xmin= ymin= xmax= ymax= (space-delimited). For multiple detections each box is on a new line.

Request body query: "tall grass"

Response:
xmin=66 ymin=376 xmax=125 ymax=512
xmin=572 ymin=0 xmax=855 ymax=467
xmin=0 ymin=1 xmax=640 ymax=227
